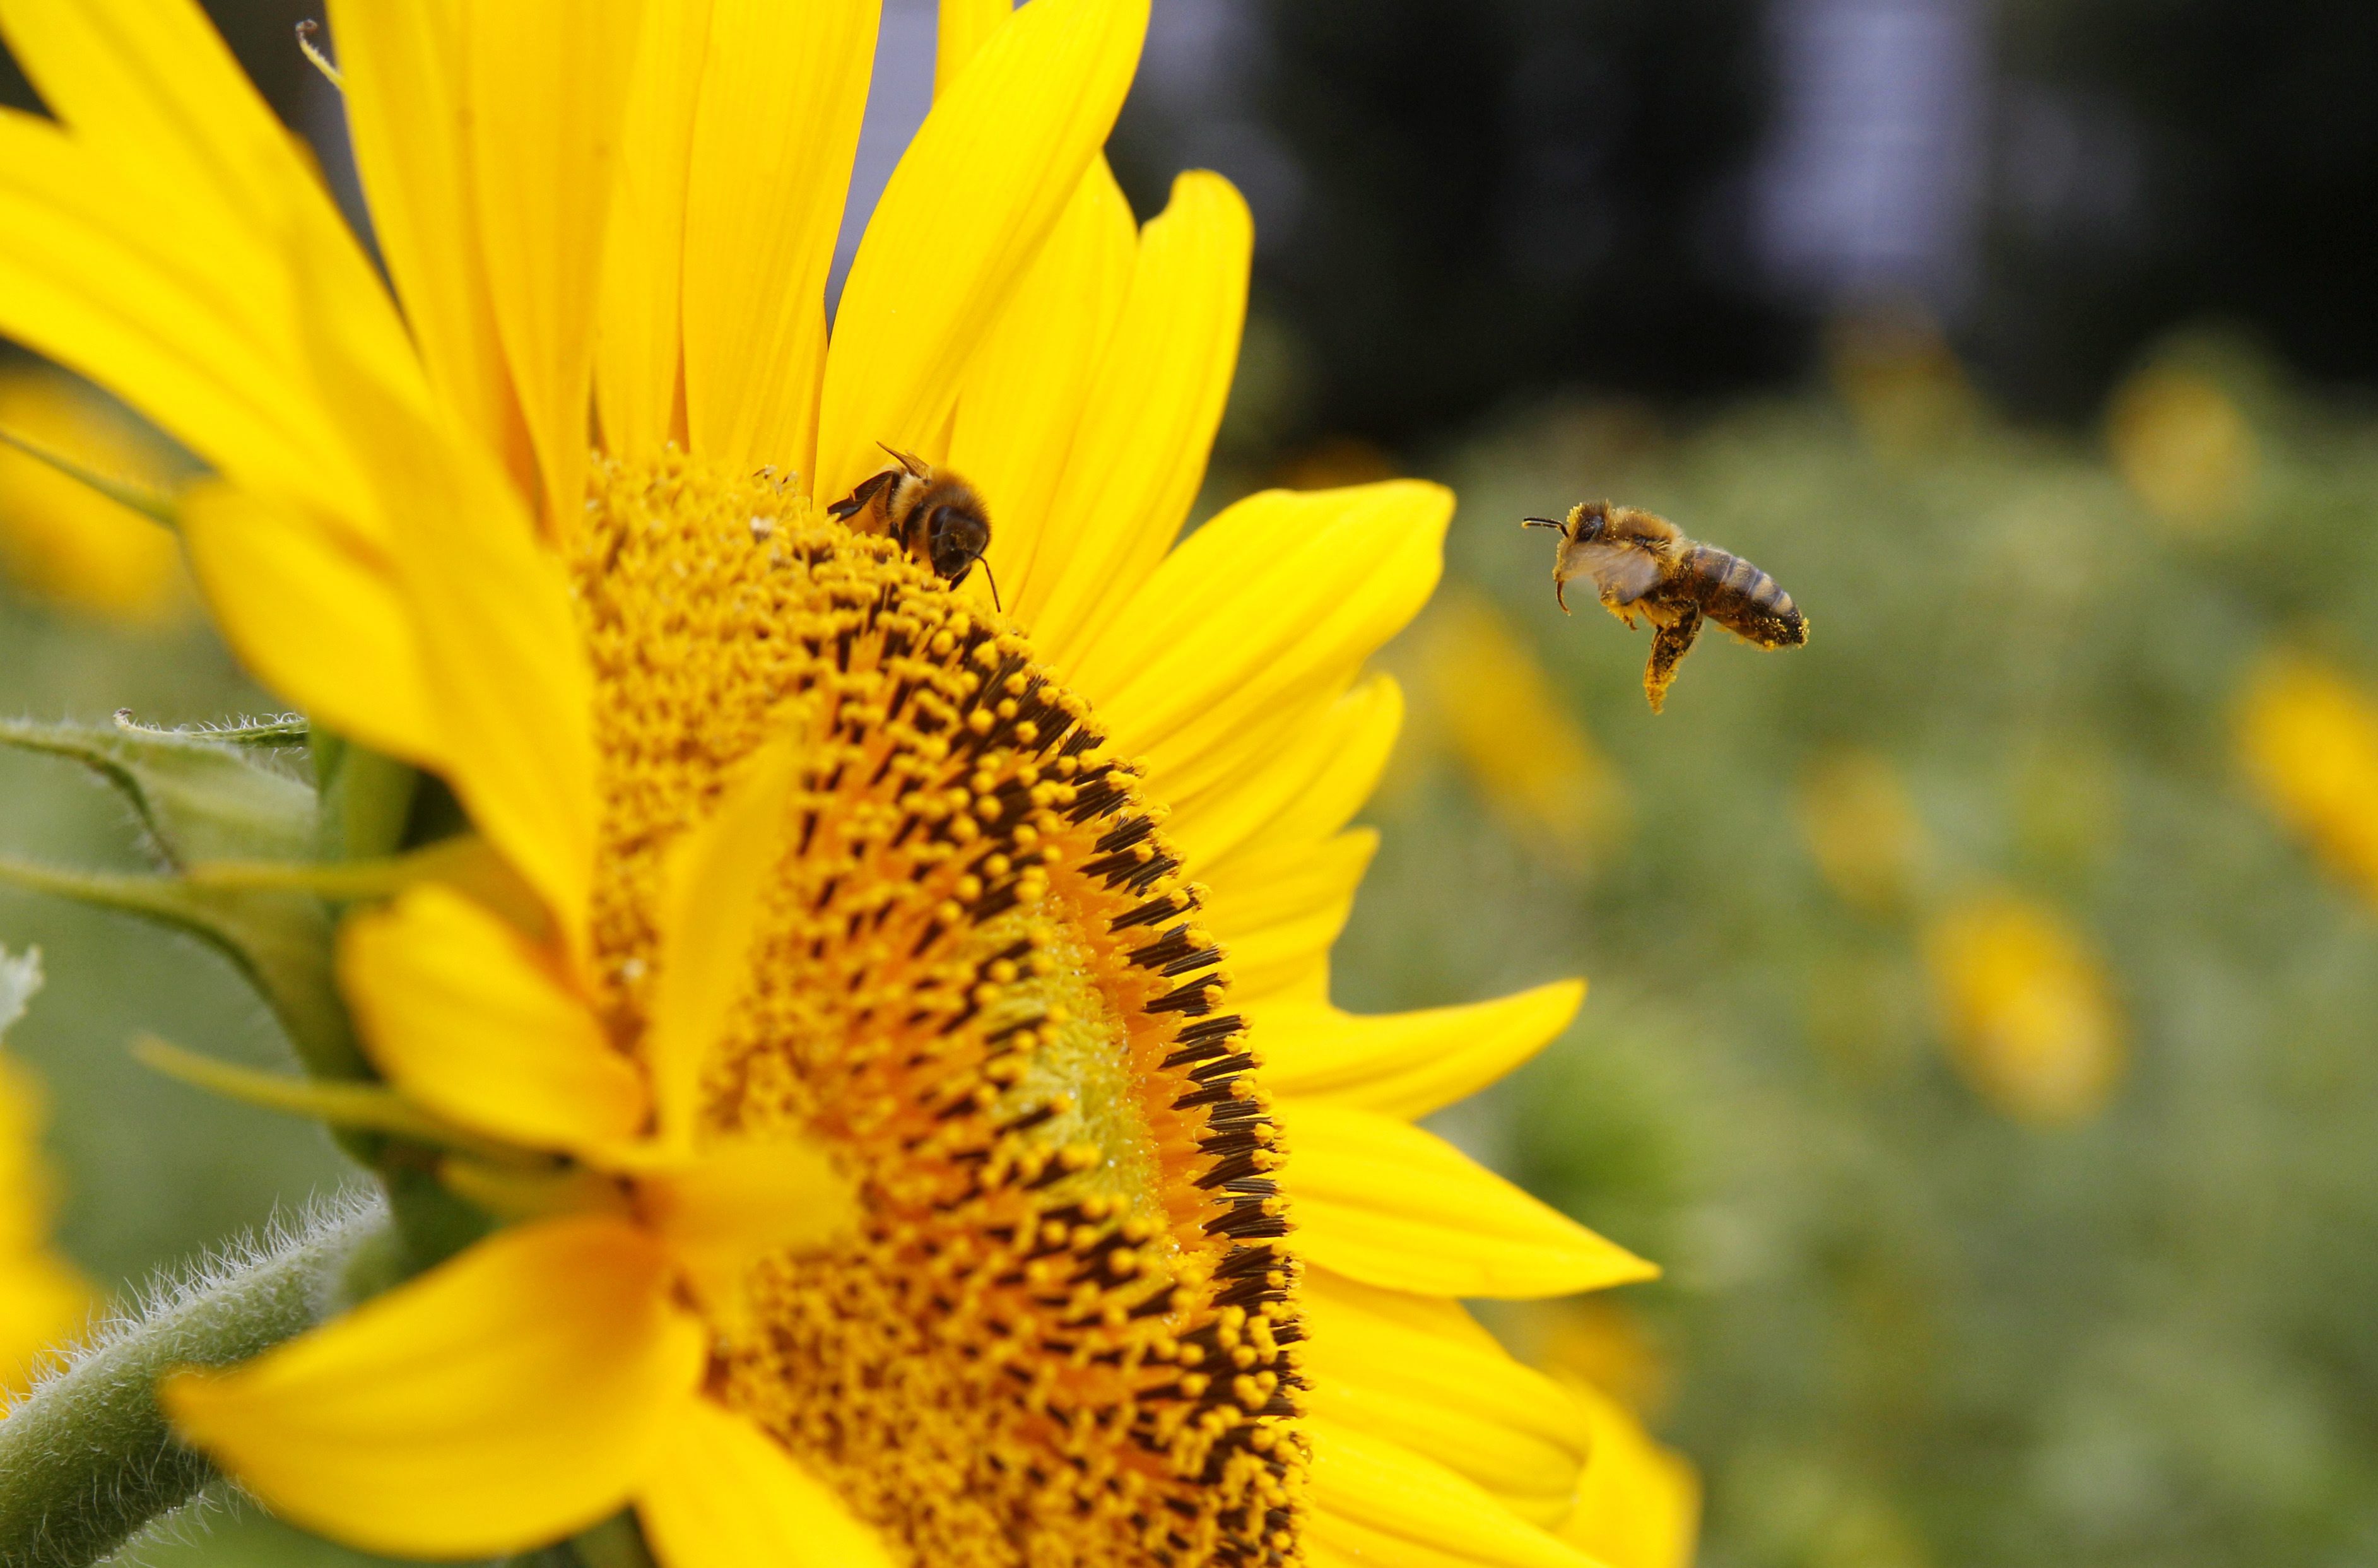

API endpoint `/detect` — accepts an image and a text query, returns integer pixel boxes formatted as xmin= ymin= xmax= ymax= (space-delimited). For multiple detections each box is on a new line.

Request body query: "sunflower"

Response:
xmin=0 ymin=0 xmax=1658 ymax=1564
xmin=1 ymin=949 xmax=90 ymax=1404
xmin=0 ymin=1058 xmax=89 ymax=1405
xmin=2239 ymin=653 xmax=2378 ymax=911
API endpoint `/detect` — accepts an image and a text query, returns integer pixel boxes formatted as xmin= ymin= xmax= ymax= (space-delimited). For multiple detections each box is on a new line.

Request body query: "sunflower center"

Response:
xmin=574 ymin=454 xmax=1305 ymax=1568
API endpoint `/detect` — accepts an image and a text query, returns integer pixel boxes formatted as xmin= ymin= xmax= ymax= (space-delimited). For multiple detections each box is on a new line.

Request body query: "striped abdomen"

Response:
xmin=1681 ymin=543 xmax=1806 ymax=647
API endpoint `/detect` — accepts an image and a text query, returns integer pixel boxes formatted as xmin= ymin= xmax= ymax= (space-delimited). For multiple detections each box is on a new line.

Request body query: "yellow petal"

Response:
xmin=329 ymin=0 xmax=529 ymax=484
xmin=813 ymin=0 xmax=1148 ymax=505
xmin=0 ymin=0 xmax=422 ymax=519
xmin=681 ymin=0 xmax=877 ymax=479
xmin=0 ymin=110 xmax=368 ymax=527
xmin=0 ymin=318 xmax=180 ymax=627
xmin=1168 ymin=676 xmax=1401 ymax=872
xmin=1074 ymin=482 xmax=1449 ymax=791
xmin=1303 ymin=1270 xmax=1594 ymax=1528
xmin=1256 ymin=982 xmax=1584 ymax=1121
xmin=468 ymin=0 xmax=645 ymax=529
xmin=1556 ymin=1380 xmax=1701 ymax=1568
xmin=637 ymin=1136 xmax=854 ymax=1317
xmin=293 ymin=281 xmax=599 ymax=941
xmin=593 ymin=0 xmax=714 ymax=459
xmin=1218 ymin=678 xmax=1403 ymax=864
xmin=177 ymin=483 xmax=437 ymax=767
xmin=639 ymin=1397 xmax=896 ymax=1568
xmin=1281 ymin=1098 xmax=1657 ymax=1299
xmin=1 ymin=0 xmax=321 ymax=245
xmin=165 ymin=1216 xmax=705 ymax=1559
xmin=396 ymin=481 xmax=596 ymax=939
xmin=934 ymin=0 xmax=1013 ymax=95
xmin=1307 ymin=1417 xmax=1602 ymax=1568
xmin=1018 ymin=170 xmax=1253 ymax=664
xmin=1202 ymin=831 xmax=1377 ymax=1005
xmin=646 ymin=739 xmax=801 ymax=1146
xmin=946 ymin=156 xmax=1138 ymax=611
xmin=0 ymin=0 xmax=404 ymax=359
xmin=340 ymin=885 xmax=646 ymax=1152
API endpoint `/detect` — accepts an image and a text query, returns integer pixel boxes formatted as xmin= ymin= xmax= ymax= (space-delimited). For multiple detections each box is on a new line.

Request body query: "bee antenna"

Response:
xmin=1521 ymin=516 xmax=1569 ymax=535
xmin=974 ymin=555 xmax=1004 ymax=613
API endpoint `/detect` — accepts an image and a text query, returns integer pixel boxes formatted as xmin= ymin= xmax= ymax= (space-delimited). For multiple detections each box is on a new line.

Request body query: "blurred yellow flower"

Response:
xmin=2106 ymin=363 xmax=2256 ymax=533
xmin=1796 ymin=750 xmax=1928 ymax=914
xmin=1 ymin=950 xmax=91 ymax=1405
xmin=0 ymin=0 xmax=1660 ymax=1562
xmin=2238 ymin=654 xmax=2378 ymax=909
xmin=1922 ymin=893 xmax=2126 ymax=1125
xmin=0 ymin=363 xmax=186 ymax=624
xmin=1419 ymin=590 xmax=1626 ymax=869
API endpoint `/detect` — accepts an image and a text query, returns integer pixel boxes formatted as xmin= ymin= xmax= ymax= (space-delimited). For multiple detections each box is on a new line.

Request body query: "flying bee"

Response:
xmin=828 ymin=444 xmax=1002 ymax=609
xmin=1524 ymin=500 xmax=1807 ymax=712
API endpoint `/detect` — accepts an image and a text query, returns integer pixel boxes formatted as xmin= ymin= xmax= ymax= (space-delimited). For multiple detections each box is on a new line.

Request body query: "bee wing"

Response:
xmin=1556 ymin=538 xmax=1664 ymax=608
xmin=875 ymin=442 xmax=931 ymax=476
xmin=827 ymin=469 xmax=897 ymax=521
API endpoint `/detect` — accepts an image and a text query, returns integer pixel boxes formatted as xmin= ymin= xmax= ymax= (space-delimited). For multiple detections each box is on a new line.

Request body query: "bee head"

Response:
xmin=926 ymin=502 xmax=991 ymax=582
xmin=1566 ymin=500 xmax=1612 ymax=543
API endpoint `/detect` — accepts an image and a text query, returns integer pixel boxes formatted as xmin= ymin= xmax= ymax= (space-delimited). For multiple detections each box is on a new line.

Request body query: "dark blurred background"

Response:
xmin=6 ymin=5 xmax=2378 ymax=1568
xmin=1115 ymin=0 xmax=2378 ymax=465
xmin=1108 ymin=0 xmax=2378 ymax=449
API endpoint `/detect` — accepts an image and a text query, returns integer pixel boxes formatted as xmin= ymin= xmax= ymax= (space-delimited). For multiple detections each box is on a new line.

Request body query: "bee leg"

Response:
xmin=1642 ymin=605 xmax=1702 ymax=714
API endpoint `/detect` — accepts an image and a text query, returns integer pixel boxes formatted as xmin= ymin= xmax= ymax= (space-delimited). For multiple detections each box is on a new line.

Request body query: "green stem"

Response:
xmin=0 ymin=1193 xmax=388 ymax=1568
xmin=314 ymin=739 xmax=420 ymax=873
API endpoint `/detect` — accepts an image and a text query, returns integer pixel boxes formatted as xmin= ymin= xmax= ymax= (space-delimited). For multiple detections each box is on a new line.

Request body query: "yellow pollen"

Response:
xmin=574 ymin=453 xmax=1307 ymax=1568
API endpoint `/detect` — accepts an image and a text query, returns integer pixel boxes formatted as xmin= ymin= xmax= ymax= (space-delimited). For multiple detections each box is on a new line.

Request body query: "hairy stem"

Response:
xmin=0 ymin=1193 xmax=388 ymax=1568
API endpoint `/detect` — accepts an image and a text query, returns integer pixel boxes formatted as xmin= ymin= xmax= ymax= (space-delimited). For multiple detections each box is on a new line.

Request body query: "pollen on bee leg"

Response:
xmin=572 ymin=451 xmax=1307 ymax=1568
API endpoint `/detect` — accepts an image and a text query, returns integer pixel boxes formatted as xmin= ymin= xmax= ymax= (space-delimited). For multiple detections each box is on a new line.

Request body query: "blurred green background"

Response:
xmin=7 ymin=3 xmax=2378 ymax=1567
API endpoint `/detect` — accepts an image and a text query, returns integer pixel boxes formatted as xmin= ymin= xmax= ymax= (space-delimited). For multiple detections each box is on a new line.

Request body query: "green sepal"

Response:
xmin=131 ymin=1035 xmax=510 ymax=1283
xmin=112 ymin=710 xmax=310 ymax=748
xmin=131 ymin=1034 xmax=532 ymax=1159
xmin=0 ymin=712 xmax=317 ymax=869
xmin=0 ymin=854 xmax=362 ymax=1081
